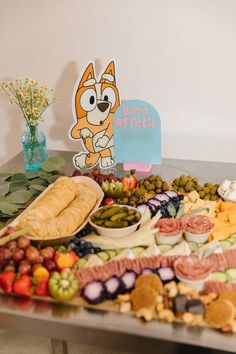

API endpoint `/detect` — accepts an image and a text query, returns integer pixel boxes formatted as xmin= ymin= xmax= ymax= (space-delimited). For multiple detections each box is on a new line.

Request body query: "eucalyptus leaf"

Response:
xmin=176 ymin=205 xmax=185 ymax=219
xmin=9 ymin=181 xmax=28 ymax=192
xmin=167 ymin=202 xmax=176 ymax=217
xmin=10 ymin=173 xmax=28 ymax=183
xmin=0 ymin=201 xmax=19 ymax=215
xmin=37 ymin=171 xmax=53 ymax=181
xmin=7 ymin=190 xmax=32 ymax=204
xmin=25 ymin=171 xmax=39 ymax=180
xmin=0 ymin=173 xmax=12 ymax=182
xmin=47 ymin=175 xmax=59 ymax=184
xmin=30 ymin=184 xmax=46 ymax=192
xmin=29 ymin=178 xmax=48 ymax=186
xmin=0 ymin=182 xmax=10 ymax=196
xmin=41 ymin=156 xmax=65 ymax=172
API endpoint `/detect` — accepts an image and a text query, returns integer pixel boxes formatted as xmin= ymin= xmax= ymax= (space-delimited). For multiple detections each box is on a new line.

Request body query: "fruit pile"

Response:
xmin=72 ymin=167 xmax=119 ymax=186
xmin=172 ymin=175 xmax=220 ymax=201
xmin=0 ymin=227 xmax=79 ymax=300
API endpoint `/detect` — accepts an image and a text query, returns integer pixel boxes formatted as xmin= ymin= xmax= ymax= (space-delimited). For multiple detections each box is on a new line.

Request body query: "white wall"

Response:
xmin=0 ymin=0 xmax=236 ymax=165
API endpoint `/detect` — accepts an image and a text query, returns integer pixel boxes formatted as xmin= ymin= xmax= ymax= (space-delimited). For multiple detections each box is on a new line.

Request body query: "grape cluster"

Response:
xmin=72 ymin=167 xmax=118 ymax=186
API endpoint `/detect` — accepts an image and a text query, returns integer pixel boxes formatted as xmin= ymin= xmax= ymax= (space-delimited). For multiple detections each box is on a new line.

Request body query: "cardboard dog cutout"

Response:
xmin=70 ymin=61 xmax=120 ymax=170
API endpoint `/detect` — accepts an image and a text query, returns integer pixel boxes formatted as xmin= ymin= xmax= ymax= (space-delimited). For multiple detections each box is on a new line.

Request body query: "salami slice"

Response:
xmin=156 ymin=218 xmax=183 ymax=236
xmin=180 ymin=214 xmax=213 ymax=234
xmin=174 ymin=256 xmax=213 ymax=281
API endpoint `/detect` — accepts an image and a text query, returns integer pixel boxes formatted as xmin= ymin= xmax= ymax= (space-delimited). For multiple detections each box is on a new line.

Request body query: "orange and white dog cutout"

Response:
xmin=70 ymin=61 xmax=120 ymax=170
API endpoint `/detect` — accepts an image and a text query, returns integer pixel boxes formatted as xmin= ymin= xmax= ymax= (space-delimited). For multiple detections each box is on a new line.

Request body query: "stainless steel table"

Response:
xmin=0 ymin=150 xmax=235 ymax=354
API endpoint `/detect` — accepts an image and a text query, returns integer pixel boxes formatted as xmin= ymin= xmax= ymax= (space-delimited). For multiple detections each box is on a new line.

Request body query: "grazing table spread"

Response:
xmin=0 ymin=150 xmax=236 ymax=354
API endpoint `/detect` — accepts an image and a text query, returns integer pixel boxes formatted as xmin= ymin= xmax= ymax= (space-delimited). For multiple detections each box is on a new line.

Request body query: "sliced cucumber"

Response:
xmin=106 ymin=250 xmax=117 ymax=259
xmin=219 ymin=240 xmax=231 ymax=250
xmin=158 ymin=244 xmax=173 ymax=254
xmin=77 ymin=258 xmax=87 ymax=268
xmin=131 ymin=246 xmax=145 ymax=257
xmin=226 ymin=268 xmax=236 ymax=282
xmin=209 ymin=272 xmax=227 ymax=283
xmin=227 ymin=237 xmax=236 ymax=245
xmin=97 ymin=251 xmax=110 ymax=262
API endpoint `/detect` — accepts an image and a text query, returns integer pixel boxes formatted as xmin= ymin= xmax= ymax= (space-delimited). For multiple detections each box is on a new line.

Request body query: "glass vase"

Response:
xmin=22 ymin=124 xmax=48 ymax=171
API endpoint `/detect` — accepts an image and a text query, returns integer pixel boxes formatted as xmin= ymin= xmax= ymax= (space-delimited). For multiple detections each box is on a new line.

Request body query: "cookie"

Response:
xmin=130 ymin=286 xmax=156 ymax=311
xmin=205 ymin=299 xmax=235 ymax=328
xmin=135 ymin=274 xmax=163 ymax=294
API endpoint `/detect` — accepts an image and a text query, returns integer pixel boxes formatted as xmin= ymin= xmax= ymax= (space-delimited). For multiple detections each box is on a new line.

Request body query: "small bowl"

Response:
xmin=184 ymin=229 xmax=212 ymax=243
xmin=155 ymin=232 xmax=182 ymax=245
xmin=218 ymin=187 xmax=236 ymax=202
xmin=89 ymin=205 xmax=143 ymax=238
xmin=176 ymin=274 xmax=210 ymax=292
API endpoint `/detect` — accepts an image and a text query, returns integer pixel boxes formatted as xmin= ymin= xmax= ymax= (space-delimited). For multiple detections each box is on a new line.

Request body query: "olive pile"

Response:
xmin=91 ymin=206 xmax=141 ymax=228
xmin=113 ymin=175 xmax=170 ymax=207
xmin=138 ymin=175 xmax=169 ymax=193
xmin=172 ymin=175 xmax=220 ymax=201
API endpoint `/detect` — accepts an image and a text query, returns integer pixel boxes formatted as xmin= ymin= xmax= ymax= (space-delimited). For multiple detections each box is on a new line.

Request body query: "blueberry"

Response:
xmin=70 ymin=243 xmax=78 ymax=250
xmin=78 ymin=239 xmax=87 ymax=246
xmin=94 ymin=247 xmax=101 ymax=253
xmin=77 ymin=252 xmax=84 ymax=258
xmin=161 ymin=209 xmax=169 ymax=218
xmin=178 ymin=194 xmax=184 ymax=201
xmin=85 ymin=242 xmax=92 ymax=249
xmin=171 ymin=197 xmax=179 ymax=204
xmin=161 ymin=200 xmax=168 ymax=207
xmin=83 ymin=249 xmax=92 ymax=256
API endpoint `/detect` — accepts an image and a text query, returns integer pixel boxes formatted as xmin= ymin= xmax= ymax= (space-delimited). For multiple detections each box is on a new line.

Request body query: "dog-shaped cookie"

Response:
xmin=70 ymin=61 xmax=120 ymax=169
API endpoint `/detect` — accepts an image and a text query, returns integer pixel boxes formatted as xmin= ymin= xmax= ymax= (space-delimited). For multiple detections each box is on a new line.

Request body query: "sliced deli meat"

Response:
xmin=156 ymin=218 xmax=183 ymax=236
xmin=180 ymin=214 xmax=213 ymax=234
xmin=174 ymin=256 xmax=213 ymax=281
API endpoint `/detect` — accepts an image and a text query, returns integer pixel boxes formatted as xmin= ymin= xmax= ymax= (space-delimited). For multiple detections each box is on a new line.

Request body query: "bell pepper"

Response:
xmin=33 ymin=266 xmax=50 ymax=280
xmin=55 ymin=251 xmax=79 ymax=270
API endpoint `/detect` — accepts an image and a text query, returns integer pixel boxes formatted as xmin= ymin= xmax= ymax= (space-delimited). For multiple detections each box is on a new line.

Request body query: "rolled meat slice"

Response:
xmin=174 ymin=256 xmax=213 ymax=281
xmin=180 ymin=214 xmax=213 ymax=234
xmin=156 ymin=218 xmax=183 ymax=236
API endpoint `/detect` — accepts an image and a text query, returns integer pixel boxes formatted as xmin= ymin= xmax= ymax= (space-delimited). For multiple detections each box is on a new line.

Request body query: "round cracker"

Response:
xmin=135 ymin=274 xmax=163 ymax=294
xmin=205 ymin=299 xmax=235 ymax=328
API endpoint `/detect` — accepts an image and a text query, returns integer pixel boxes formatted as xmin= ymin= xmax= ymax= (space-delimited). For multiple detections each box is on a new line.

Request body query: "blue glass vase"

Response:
xmin=22 ymin=124 xmax=48 ymax=171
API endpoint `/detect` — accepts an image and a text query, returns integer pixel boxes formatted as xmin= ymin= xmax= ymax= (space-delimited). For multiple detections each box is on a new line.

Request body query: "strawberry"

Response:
xmin=121 ymin=170 xmax=138 ymax=191
xmin=13 ymin=275 xmax=33 ymax=297
xmin=0 ymin=271 xmax=16 ymax=293
xmin=35 ymin=278 xmax=49 ymax=297
xmin=103 ymin=197 xmax=114 ymax=206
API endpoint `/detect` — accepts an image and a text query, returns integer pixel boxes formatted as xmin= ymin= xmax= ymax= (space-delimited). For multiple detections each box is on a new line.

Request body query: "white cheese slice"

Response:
xmin=113 ymin=248 xmax=135 ymax=261
xmin=84 ymin=255 xmax=104 ymax=268
xmin=165 ymin=241 xmax=191 ymax=256
xmin=140 ymin=244 xmax=161 ymax=257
